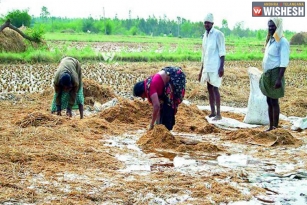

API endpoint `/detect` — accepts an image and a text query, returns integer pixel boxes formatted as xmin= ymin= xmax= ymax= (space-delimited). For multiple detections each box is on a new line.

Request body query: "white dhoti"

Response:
xmin=200 ymin=71 xmax=222 ymax=88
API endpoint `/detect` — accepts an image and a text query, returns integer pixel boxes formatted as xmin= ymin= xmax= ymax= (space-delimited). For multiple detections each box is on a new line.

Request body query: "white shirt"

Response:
xmin=201 ymin=28 xmax=226 ymax=72
xmin=262 ymin=37 xmax=290 ymax=73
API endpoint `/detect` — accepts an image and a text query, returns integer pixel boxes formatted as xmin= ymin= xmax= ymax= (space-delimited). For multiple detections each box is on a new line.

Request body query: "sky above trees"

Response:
xmin=0 ymin=0 xmax=306 ymax=32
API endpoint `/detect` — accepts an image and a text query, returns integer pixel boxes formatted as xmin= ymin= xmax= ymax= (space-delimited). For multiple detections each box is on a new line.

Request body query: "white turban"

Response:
xmin=204 ymin=13 xmax=214 ymax=23
xmin=269 ymin=17 xmax=283 ymax=42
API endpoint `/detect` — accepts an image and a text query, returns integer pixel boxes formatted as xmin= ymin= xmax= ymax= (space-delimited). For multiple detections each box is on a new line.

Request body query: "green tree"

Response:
xmin=82 ymin=16 xmax=99 ymax=33
xmin=25 ymin=23 xmax=45 ymax=43
xmin=105 ymin=20 xmax=114 ymax=35
xmin=146 ymin=15 xmax=158 ymax=36
xmin=6 ymin=9 xmax=31 ymax=27
xmin=221 ymin=19 xmax=231 ymax=36
xmin=257 ymin=30 xmax=262 ymax=40
xmin=181 ymin=20 xmax=193 ymax=38
xmin=40 ymin=6 xmax=50 ymax=19
xmin=233 ymin=21 xmax=247 ymax=37
xmin=177 ymin=16 xmax=181 ymax=37
xmin=129 ymin=26 xmax=138 ymax=35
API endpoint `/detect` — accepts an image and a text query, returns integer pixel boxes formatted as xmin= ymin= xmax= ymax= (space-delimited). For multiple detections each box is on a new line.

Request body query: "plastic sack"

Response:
xmin=243 ymin=67 xmax=269 ymax=125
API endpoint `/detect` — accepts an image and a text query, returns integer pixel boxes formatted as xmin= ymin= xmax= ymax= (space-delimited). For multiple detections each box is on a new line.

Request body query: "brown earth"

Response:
xmin=0 ymin=45 xmax=307 ymax=203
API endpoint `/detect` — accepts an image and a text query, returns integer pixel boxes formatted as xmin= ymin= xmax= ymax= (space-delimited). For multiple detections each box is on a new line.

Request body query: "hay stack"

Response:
xmin=83 ymin=78 xmax=116 ymax=105
xmin=0 ymin=28 xmax=26 ymax=52
xmin=290 ymin=32 xmax=307 ymax=45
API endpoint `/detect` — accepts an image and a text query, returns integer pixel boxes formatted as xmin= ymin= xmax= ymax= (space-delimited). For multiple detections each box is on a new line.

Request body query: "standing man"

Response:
xmin=51 ymin=56 xmax=84 ymax=119
xmin=260 ymin=18 xmax=290 ymax=131
xmin=199 ymin=13 xmax=226 ymax=120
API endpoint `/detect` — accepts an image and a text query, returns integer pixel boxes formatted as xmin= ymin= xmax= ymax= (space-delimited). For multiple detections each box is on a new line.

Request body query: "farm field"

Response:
xmin=1 ymin=41 xmax=307 ymax=204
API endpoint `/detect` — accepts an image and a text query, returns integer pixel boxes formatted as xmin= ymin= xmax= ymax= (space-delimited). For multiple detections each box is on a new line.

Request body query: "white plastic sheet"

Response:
xmin=206 ymin=116 xmax=260 ymax=130
xmin=94 ymin=98 xmax=118 ymax=111
xmin=289 ymin=116 xmax=307 ymax=130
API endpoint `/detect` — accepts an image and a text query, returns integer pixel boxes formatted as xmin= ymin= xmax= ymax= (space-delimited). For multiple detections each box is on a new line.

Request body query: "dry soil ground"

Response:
xmin=1 ymin=59 xmax=307 ymax=204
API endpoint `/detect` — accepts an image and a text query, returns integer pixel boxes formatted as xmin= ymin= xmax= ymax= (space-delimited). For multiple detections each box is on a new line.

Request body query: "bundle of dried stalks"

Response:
xmin=83 ymin=78 xmax=116 ymax=105
xmin=137 ymin=124 xmax=181 ymax=150
xmin=15 ymin=111 xmax=63 ymax=128
xmin=99 ymin=98 xmax=151 ymax=125
xmin=290 ymin=32 xmax=307 ymax=45
xmin=225 ymin=128 xmax=302 ymax=147
xmin=0 ymin=28 xmax=26 ymax=52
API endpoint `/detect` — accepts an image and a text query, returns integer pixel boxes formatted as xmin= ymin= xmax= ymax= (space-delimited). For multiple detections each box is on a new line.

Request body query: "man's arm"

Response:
xmin=218 ymin=56 xmax=225 ymax=77
xmin=199 ymin=64 xmax=203 ymax=82
xmin=274 ymin=67 xmax=286 ymax=89
xmin=217 ymin=32 xmax=226 ymax=77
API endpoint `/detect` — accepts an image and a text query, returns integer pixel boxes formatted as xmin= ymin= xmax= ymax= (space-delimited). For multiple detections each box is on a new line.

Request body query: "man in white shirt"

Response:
xmin=198 ymin=13 xmax=226 ymax=120
xmin=260 ymin=17 xmax=290 ymax=131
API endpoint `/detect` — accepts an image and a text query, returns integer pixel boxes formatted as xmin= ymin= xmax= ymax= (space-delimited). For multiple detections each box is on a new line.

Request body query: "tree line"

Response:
xmin=1 ymin=8 xmax=295 ymax=40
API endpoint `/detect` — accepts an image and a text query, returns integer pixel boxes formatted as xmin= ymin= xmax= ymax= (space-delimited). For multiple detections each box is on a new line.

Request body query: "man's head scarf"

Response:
xmin=204 ymin=13 xmax=214 ymax=23
xmin=270 ymin=17 xmax=283 ymax=42
xmin=265 ymin=17 xmax=284 ymax=46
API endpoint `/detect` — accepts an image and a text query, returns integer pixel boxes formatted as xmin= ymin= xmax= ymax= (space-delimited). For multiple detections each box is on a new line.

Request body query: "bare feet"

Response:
xmin=213 ymin=115 xmax=222 ymax=121
xmin=265 ymin=126 xmax=277 ymax=132
xmin=209 ymin=113 xmax=216 ymax=118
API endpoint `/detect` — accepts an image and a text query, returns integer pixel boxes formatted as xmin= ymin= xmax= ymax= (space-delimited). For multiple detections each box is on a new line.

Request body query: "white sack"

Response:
xmin=243 ymin=67 xmax=269 ymax=125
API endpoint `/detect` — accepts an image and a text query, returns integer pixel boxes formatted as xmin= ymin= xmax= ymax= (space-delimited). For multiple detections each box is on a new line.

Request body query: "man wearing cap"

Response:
xmin=51 ymin=56 xmax=84 ymax=119
xmin=199 ymin=13 xmax=226 ymax=120
xmin=260 ymin=17 xmax=290 ymax=131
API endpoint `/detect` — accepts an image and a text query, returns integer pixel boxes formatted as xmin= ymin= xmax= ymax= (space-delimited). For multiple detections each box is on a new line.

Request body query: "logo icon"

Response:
xmin=252 ymin=2 xmax=305 ymax=17
xmin=253 ymin=6 xmax=263 ymax=16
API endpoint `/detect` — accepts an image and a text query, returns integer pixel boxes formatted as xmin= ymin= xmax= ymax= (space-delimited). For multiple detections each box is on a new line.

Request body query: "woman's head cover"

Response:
xmin=59 ymin=72 xmax=72 ymax=87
